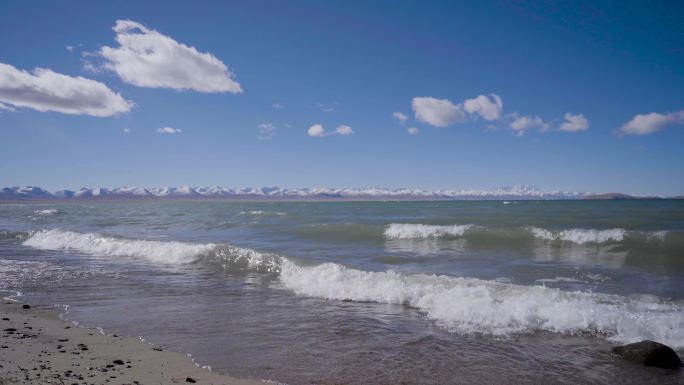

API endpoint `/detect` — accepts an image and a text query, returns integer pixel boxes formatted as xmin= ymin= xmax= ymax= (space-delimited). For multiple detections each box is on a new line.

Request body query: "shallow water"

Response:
xmin=1 ymin=201 xmax=683 ymax=384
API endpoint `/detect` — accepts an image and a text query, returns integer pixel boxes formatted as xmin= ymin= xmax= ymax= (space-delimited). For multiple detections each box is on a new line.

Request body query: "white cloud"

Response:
xmin=307 ymin=123 xmax=353 ymax=137
xmin=307 ymin=124 xmax=325 ymax=137
xmin=66 ymin=45 xmax=74 ymax=52
xmin=463 ymin=94 xmax=503 ymax=121
xmin=392 ymin=112 xmax=408 ymax=124
xmin=316 ymin=102 xmax=336 ymax=112
xmin=619 ymin=110 xmax=684 ymax=135
xmin=0 ymin=62 xmax=133 ymax=117
xmin=508 ymin=113 xmax=549 ymax=135
xmin=407 ymin=127 xmax=419 ymax=135
xmin=257 ymin=123 xmax=277 ymax=140
xmin=123 ymin=127 xmax=131 ymax=133
xmin=412 ymin=96 xmax=466 ymax=127
xmin=272 ymin=102 xmax=284 ymax=110
xmin=99 ymin=20 xmax=242 ymax=93
xmin=156 ymin=127 xmax=181 ymax=134
xmin=559 ymin=112 xmax=589 ymax=132
xmin=334 ymin=124 xmax=354 ymax=135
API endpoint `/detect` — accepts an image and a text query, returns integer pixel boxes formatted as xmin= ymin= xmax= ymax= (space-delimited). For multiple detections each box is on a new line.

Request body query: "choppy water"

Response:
xmin=1 ymin=201 xmax=683 ymax=384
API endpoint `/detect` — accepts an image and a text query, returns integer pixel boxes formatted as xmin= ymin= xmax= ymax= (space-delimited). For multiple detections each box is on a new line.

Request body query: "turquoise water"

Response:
xmin=1 ymin=200 xmax=683 ymax=384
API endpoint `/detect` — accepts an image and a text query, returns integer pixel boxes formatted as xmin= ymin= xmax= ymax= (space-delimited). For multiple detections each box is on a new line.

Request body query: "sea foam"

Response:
xmin=384 ymin=223 xmax=473 ymax=239
xmin=529 ymin=227 xmax=626 ymax=244
xmin=22 ymin=229 xmax=684 ymax=348
xmin=23 ymin=229 xmax=215 ymax=264
xmin=279 ymin=261 xmax=684 ymax=348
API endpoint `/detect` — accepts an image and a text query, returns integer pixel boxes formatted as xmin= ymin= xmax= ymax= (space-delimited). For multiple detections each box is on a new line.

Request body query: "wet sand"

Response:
xmin=0 ymin=301 xmax=266 ymax=385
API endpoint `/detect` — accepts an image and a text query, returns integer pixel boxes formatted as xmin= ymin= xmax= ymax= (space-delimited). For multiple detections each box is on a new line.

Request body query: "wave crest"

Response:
xmin=529 ymin=227 xmax=626 ymax=244
xmin=23 ymin=229 xmax=215 ymax=264
xmin=384 ymin=224 xmax=473 ymax=239
xmin=280 ymin=261 xmax=684 ymax=347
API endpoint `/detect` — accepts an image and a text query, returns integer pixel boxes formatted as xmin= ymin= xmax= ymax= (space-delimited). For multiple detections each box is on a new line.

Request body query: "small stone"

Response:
xmin=22 ymin=304 xmax=31 ymax=309
xmin=113 ymin=359 xmax=124 ymax=365
xmin=186 ymin=377 xmax=197 ymax=383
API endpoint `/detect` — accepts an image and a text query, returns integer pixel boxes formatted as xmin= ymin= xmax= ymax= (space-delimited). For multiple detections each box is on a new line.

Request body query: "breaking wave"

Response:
xmin=20 ymin=229 xmax=684 ymax=348
xmin=383 ymin=223 xmax=672 ymax=245
xmin=528 ymin=227 xmax=627 ymax=244
xmin=384 ymin=224 xmax=474 ymax=239
xmin=34 ymin=209 xmax=58 ymax=215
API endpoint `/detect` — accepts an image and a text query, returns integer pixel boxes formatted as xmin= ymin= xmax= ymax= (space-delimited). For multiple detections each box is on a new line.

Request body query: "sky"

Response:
xmin=1 ymin=0 xmax=683 ymax=195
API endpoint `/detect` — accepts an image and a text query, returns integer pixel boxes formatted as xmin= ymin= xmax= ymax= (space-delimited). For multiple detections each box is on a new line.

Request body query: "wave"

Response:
xmin=23 ymin=229 xmax=216 ymax=264
xmin=383 ymin=223 xmax=672 ymax=245
xmin=20 ymin=229 xmax=684 ymax=348
xmin=34 ymin=209 xmax=58 ymax=215
xmin=384 ymin=224 xmax=474 ymax=239
xmin=239 ymin=210 xmax=287 ymax=216
xmin=528 ymin=227 xmax=627 ymax=244
xmin=280 ymin=262 xmax=684 ymax=348
xmin=22 ymin=229 xmax=281 ymax=273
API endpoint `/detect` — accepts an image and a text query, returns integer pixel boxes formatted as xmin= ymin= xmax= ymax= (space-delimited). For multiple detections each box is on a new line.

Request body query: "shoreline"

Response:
xmin=0 ymin=301 xmax=267 ymax=385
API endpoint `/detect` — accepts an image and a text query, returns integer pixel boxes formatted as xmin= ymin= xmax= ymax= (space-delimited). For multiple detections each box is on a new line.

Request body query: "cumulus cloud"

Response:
xmin=307 ymin=123 xmax=353 ymax=137
xmin=307 ymin=124 xmax=325 ymax=137
xmin=412 ymin=96 xmax=466 ymax=127
xmin=335 ymin=124 xmax=354 ymax=135
xmin=392 ymin=112 xmax=408 ymax=124
xmin=156 ymin=127 xmax=181 ymax=134
xmin=463 ymin=94 xmax=503 ymax=121
xmin=0 ymin=62 xmax=133 ymax=117
xmin=559 ymin=112 xmax=589 ymax=132
xmin=619 ymin=110 xmax=684 ymax=135
xmin=123 ymin=127 xmax=131 ymax=133
xmin=99 ymin=20 xmax=242 ymax=93
xmin=508 ymin=113 xmax=549 ymax=135
xmin=257 ymin=123 xmax=277 ymax=140
xmin=407 ymin=127 xmax=419 ymax=135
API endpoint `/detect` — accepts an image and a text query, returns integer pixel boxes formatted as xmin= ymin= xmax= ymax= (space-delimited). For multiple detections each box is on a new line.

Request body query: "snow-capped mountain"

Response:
xmin=0 ymin=185 xmax=597 ymax=201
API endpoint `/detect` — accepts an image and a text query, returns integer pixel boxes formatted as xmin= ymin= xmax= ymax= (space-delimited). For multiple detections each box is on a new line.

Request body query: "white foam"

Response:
xmin=34 ymin=209 xmax=58 ymax=215
xmin=279 ymin=261 xmax=684 ymax=348
xmin=384 ymin=224 xmax=473 ymax=239
xmin=23 ymin=229 xmax=214 ymax=264
xmin=239 ymin=210 xmax=287 ymax=216
xmin=529 ymin=227 xmax=626 ymax=244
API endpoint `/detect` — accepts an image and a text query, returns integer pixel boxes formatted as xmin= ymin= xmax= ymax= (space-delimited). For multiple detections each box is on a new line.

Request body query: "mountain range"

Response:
xmin=0 ymin=185 xmax=677 ymax=201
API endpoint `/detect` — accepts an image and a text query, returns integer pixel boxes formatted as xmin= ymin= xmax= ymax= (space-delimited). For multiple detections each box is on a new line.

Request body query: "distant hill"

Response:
xmin=583 ymin=193 xmax=665 ymax=200
xmin=583 ymin=193 xmax=637 ymax=200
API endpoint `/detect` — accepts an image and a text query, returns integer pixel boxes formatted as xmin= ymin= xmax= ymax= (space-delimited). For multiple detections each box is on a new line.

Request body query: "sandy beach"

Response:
xmin=0 ymin=301 xmax=265 ymax=385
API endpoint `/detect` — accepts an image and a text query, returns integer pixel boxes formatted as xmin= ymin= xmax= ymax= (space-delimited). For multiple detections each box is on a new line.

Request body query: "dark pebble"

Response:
xmin=22 ymin=304 xmax=30 ymax=309
xmin=186 ymin=377 xmax=197 ymax=383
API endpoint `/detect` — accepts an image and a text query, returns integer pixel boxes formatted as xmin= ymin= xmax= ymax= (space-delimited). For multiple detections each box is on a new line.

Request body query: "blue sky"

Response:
xmin=1 ymin=0 xmax=683 ymax=195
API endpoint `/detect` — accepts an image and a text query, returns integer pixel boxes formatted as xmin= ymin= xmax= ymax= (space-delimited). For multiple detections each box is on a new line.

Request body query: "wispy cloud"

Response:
xmin=156 ymin=127 xmax=182 ymax=134
xmin=123 ymin=127 xmax=131 ymax=133
xmin=507 ymin=113 xmax=549 ymax=135
xmin=619 ymin=110 xmax=684 ymax=135
xmin=99 ymin=20 xmax=242 ymax=93
xmin=272 ymin=102 xmax=284 ymax=110
xmin=0 ymin=62 xmax=133 ymax=116
xmin=307 ymin=124 xmax=354 ymax=137
xmin=257 ymin=123 xmax=277 ymax=140
xmin=407 ymin=127 xmax=419 ymax=135
xmin=392 ymin=112 xmax=408 ymax=124
xmin=316 ymin=102 xmax=337 ymax=112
